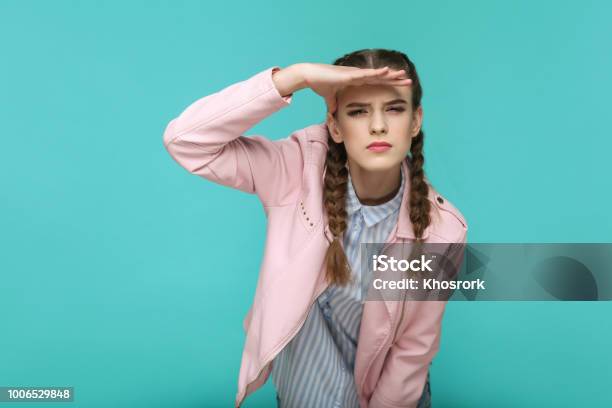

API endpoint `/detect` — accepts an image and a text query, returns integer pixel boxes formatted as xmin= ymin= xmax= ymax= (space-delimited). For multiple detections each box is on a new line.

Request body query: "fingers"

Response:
xmin=356 ymin=66 xmax=390 ymax=79
xmin=363 ymin=76 xmax=412 ymax=87
xmin=364 ymin=67 xmax=406 ymax=78
xmin=325 ymin=95 xmax=337 ymax=115
xmin=352 ymin=67 xmax=412 ymax=86
xmin=376 ymin=78 xmax=413 ymax=86
xmin=376 ymin=68 xmax=410 ymax=81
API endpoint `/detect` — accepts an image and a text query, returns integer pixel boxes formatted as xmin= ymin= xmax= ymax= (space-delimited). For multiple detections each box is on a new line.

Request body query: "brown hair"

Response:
xmin=323 ymin=48 xmax=432 ymax=286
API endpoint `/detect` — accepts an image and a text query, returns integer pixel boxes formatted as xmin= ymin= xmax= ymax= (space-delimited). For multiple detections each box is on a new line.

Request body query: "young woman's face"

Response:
xmin=326 ymin=83 xmax=423 ymax=173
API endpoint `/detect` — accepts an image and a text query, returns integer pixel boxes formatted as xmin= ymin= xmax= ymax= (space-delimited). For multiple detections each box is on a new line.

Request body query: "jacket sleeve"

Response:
xmin=162 ymin=66 xmax=304 ymax=207
xmin=369 ymin=229 xmax=468 ymax=408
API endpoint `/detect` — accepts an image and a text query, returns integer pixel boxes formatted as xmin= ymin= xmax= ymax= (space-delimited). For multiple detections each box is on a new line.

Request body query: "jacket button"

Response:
xmin=303 ymin=211 xmax=306 ymax=215
xmin=310 ymin=222 xmax=314 ymax=226
xmin=436 ymin=196 xmax=444 ymax=204
xmin=306 ymin=217 xmax=310 ymax=221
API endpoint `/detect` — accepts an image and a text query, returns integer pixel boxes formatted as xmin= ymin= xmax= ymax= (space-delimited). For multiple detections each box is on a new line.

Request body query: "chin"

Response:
xmin=353 ymin=156 xmax=403 ymax=173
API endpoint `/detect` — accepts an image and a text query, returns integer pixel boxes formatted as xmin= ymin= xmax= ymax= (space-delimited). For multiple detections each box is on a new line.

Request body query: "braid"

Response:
xmin=323 ymin=139 xmax=352 ymax=286
xmin=408 ymin=129 xmax=431 ymax=240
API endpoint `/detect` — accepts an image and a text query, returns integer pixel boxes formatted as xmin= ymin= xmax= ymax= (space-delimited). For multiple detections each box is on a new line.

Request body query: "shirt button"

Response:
xmin=322 ymin=304 xmax=331 ymax=318
xmin=436 ymin=196 xmax=444 ymax=204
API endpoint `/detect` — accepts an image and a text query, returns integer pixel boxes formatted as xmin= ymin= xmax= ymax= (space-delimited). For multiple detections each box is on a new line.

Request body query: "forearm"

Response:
xmin=272 ymin=63 xmax=309 ymax=98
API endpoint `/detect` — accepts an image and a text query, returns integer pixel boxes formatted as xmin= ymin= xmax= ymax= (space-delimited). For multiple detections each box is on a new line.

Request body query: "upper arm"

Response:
xmin=165 ymin=129 xmax=305 ymax=207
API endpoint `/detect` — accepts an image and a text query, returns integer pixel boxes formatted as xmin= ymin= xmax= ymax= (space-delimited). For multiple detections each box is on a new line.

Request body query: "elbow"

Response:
xmin=162 ymin=119 xmax=193 ymax=173
xmin=162 ymin=119 xmax=179 ymax=149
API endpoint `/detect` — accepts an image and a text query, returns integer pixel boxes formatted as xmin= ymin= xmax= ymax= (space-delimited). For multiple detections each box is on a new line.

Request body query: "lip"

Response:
xmin=367 ymin=141 xmax=392 ymax=152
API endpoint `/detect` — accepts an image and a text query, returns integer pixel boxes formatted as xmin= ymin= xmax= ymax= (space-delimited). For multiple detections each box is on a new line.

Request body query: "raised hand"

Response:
xmin=301 ymin=63 xmax=412 ymax=114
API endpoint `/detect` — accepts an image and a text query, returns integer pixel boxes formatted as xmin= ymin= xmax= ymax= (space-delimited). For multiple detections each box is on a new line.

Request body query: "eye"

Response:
xmin=347 ymin=109 xmax=366 ymax=116
xmin=347 ymin=107 xmax=406 ymax=116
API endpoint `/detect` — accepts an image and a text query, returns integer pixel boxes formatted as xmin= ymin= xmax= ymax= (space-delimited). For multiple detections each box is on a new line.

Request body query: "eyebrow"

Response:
xmin=345 ymin=98 xmax=408 ymax=109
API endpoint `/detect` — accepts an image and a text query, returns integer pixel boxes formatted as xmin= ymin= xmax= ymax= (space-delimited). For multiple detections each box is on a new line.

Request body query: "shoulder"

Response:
xmin=300 ymin=122 xmax=329 ymax=166
xmin=274 ymin=122 xmax=327 ymax=149
xmin=426 ymin=184 xmax=468 ymax=242
xmin=250 ymin=122 xmax=324 ymax=164
xmin=303 ymin=122 xmax=329 ymax=142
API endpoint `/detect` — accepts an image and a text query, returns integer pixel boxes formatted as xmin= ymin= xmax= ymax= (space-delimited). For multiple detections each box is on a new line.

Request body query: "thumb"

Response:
xmin=325 ymin=95 xmax=337 ymax=115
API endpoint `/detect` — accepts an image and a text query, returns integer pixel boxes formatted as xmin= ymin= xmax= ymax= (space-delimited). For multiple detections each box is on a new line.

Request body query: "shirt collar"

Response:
xmin=345 ymin=165 xmax=405 ymax=227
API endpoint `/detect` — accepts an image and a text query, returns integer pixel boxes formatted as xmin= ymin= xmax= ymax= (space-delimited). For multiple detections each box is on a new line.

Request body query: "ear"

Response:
xmin=411 ymin=105 xmax=423 ymax=138
xmin=326 ymin=112 xmax=344 ymax=144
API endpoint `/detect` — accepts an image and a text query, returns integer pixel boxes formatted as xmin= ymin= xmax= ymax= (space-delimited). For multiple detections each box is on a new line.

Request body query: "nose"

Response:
xmin=370 ymin=121 xmax=387 ymax=135
xmin=370 ymin=110 xmax=388 ymax=135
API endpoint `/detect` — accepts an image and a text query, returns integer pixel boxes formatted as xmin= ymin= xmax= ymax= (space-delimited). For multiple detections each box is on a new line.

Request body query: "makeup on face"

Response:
xmin=366 ymin=141 xmax=392 ymax=153
xmin=345 ymin=98 xmax=408 ymax=117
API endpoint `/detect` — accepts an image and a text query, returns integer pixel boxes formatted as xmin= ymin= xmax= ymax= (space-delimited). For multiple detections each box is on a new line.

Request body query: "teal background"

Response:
xmin=1 ymin=0 xmax=610 ymax=407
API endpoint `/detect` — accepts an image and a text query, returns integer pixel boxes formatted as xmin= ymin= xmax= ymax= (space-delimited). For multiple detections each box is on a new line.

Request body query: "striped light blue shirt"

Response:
xmin=271 ymin=166 xmax=408 ymax=408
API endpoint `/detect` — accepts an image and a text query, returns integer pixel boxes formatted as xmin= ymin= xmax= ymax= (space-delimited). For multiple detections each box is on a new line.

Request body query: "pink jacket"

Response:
xmin=163 ymin=66 xmax=468 ymax=408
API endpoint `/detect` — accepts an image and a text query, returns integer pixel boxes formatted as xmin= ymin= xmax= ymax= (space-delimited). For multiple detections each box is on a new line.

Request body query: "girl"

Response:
xmin=163 ymin=48 xmax=468 ymax=408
